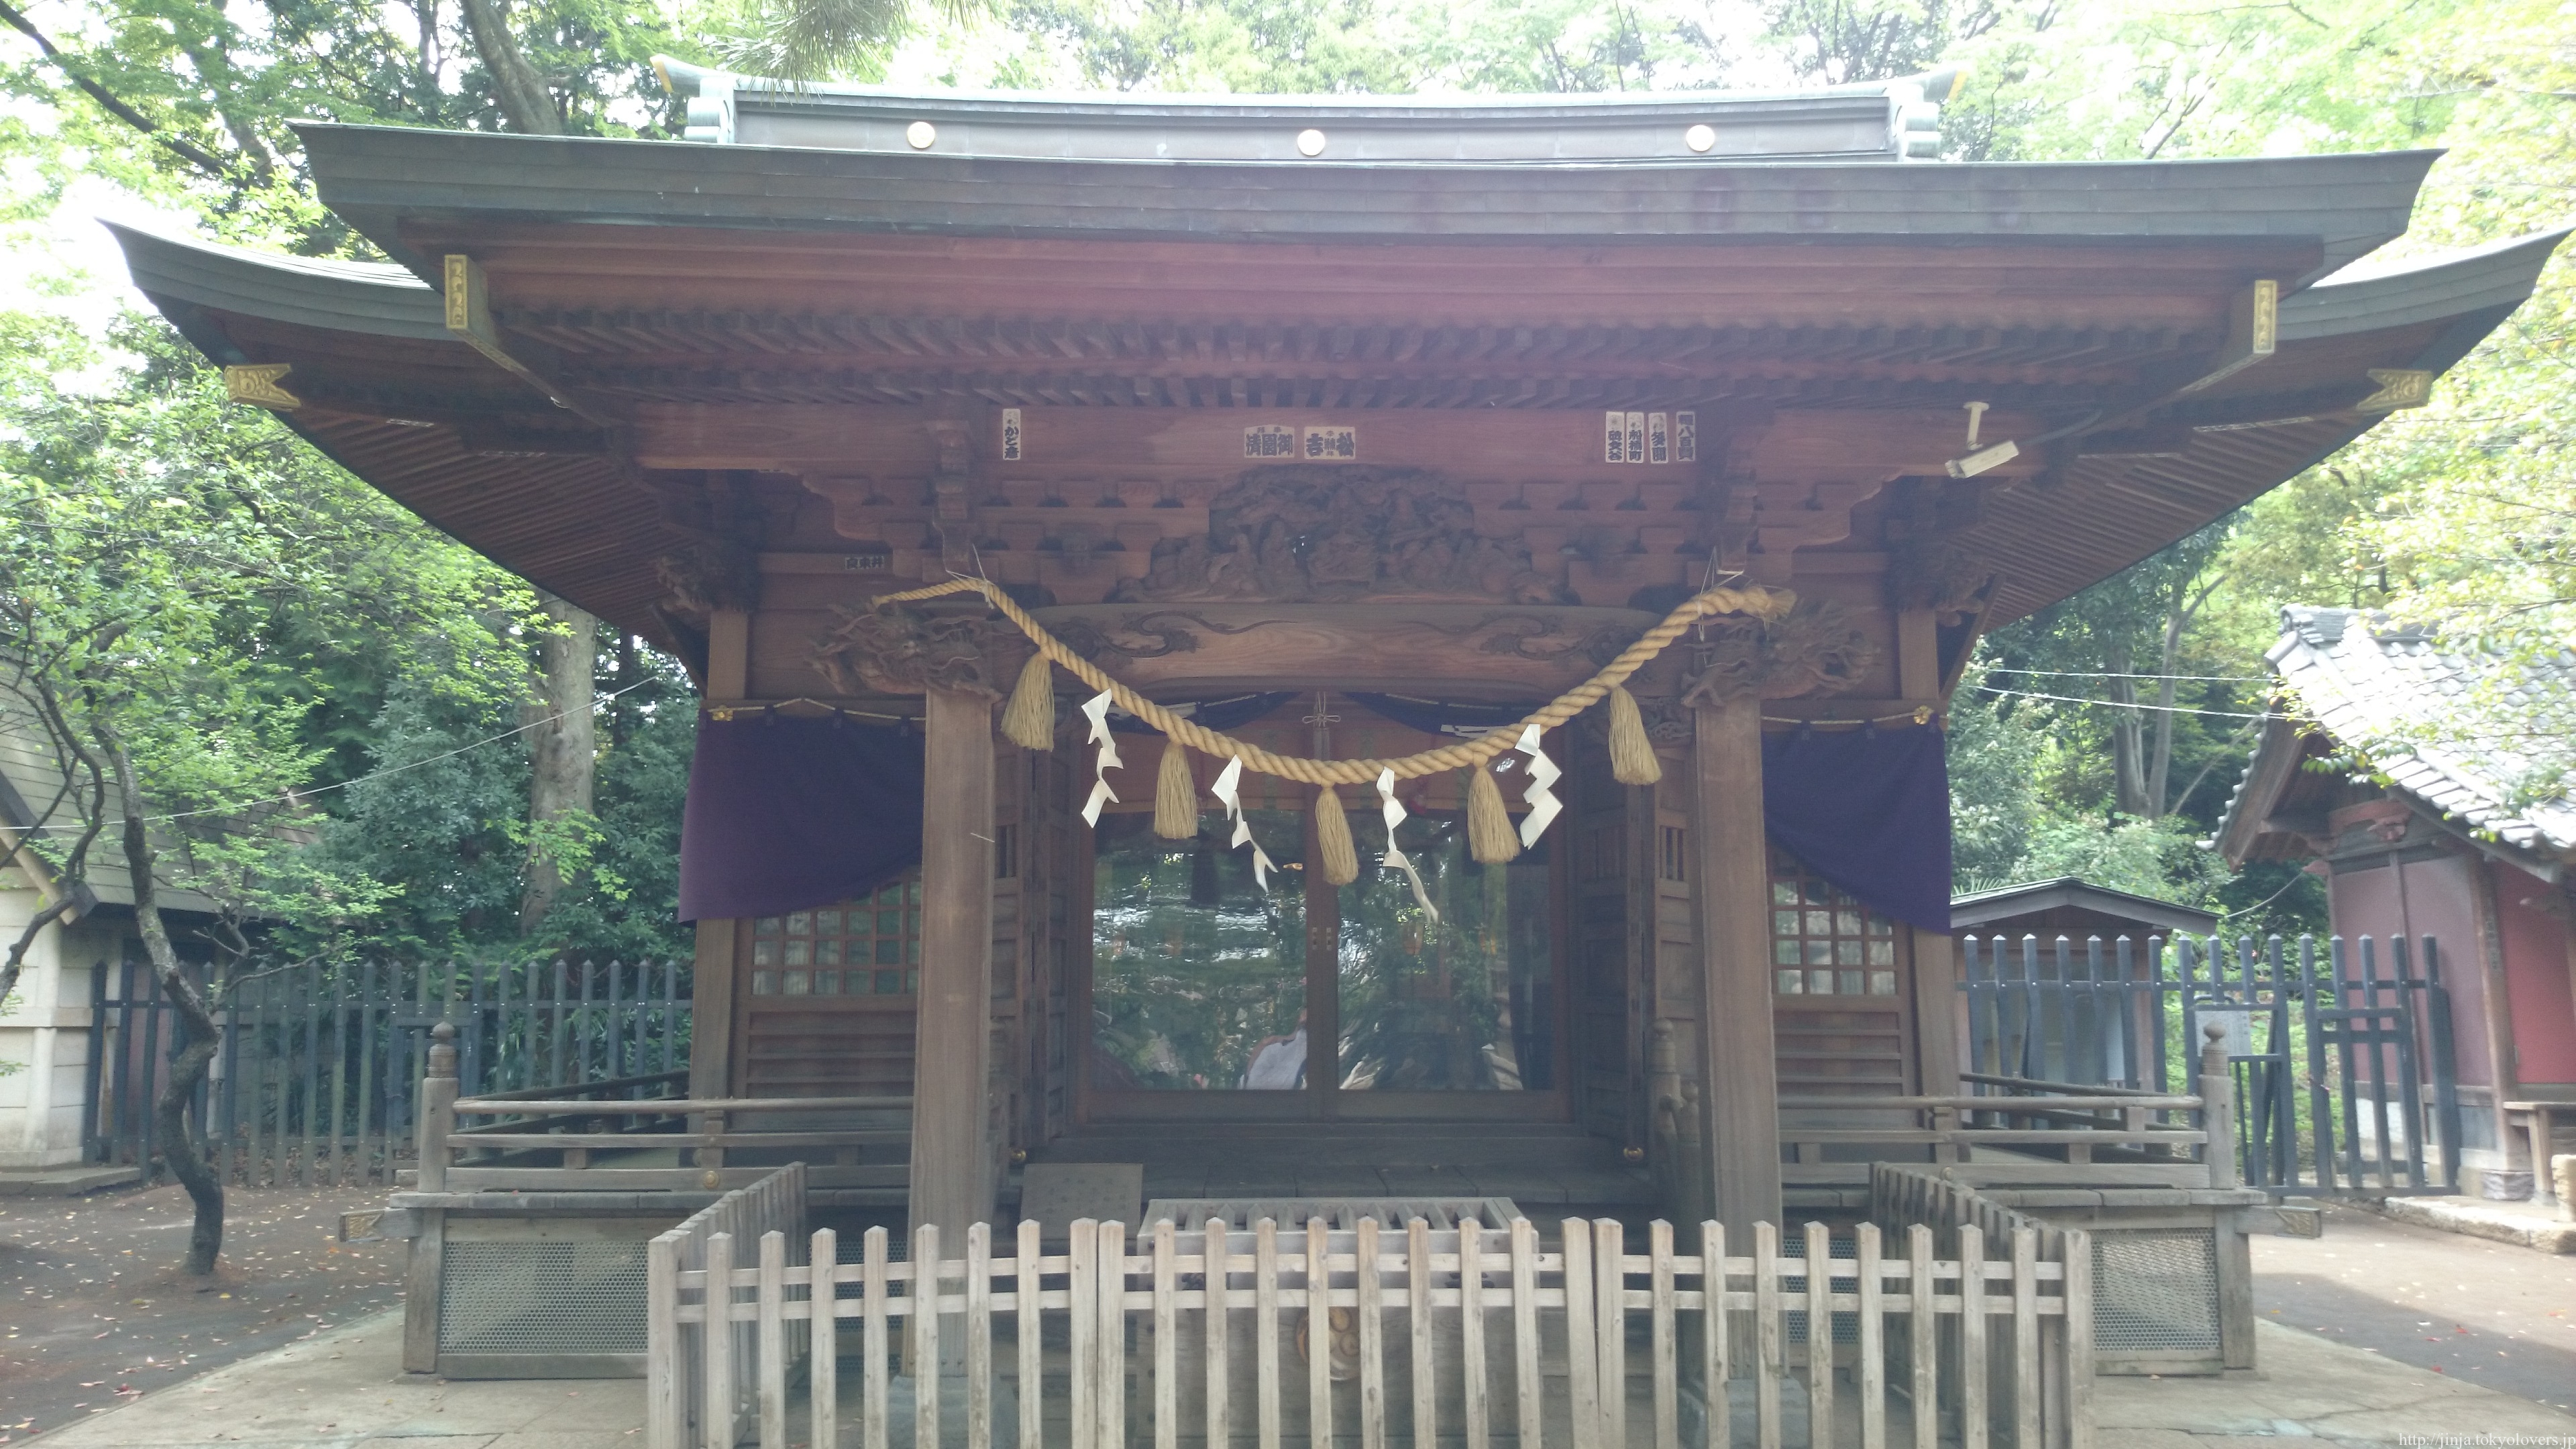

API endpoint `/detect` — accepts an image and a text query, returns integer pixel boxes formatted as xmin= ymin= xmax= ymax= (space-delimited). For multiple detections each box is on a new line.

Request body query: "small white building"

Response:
xmin=1 ymin=727 xmax=229 ymax=1177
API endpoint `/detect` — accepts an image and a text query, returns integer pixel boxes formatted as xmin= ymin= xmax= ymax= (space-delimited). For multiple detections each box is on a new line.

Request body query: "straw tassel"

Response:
xmin=1154 ymin=738 xmax=1199 ymax=839
xmin=1313 ymin=784 xmax=1360 ymax=885
xmin=1000 ymin=653 xmax=1057 ymax=751
xmin=1467 ymin=765 xmax=1521 ymax=864
xmin=1607 ymin=684 xmax=1662 ymax=786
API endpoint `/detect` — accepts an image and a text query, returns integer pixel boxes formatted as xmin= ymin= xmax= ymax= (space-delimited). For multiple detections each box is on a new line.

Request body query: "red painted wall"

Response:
xmin=2489 ymin=861 xmax=2576 ymax=1087
xmin=2328 ymin=853 xmax=2492 ymax=1087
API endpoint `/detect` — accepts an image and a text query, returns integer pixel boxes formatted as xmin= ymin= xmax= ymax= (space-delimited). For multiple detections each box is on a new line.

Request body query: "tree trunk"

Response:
xmin=454 ymin=0 xmax=561 ymax=135
xmin=108 ymin=736 xmax=225 ymax=1276
xmin=2145 ymin=580 xmax=2188 ymax=816
xmin=520 ymin=596 xmax=598 ymax=934
xmin=2108 ymin=635 xmax=2150 ymax=817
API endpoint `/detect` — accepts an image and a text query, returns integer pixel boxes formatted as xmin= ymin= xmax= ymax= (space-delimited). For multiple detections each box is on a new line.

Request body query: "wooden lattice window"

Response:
xmin=748 ymin=874 xmax=921 ymax=1000
xmin=1769 ymin=854 xmax=1899 ymax=998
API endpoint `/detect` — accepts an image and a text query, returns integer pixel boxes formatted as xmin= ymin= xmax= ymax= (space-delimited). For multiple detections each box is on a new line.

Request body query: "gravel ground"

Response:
xmin=0 ymin=1182 xmax=402 ymax=1444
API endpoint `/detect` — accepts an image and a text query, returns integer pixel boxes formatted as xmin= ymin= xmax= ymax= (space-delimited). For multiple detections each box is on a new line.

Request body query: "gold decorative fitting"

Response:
xmin=223 ymin=363 xmax=299 ymax=410
xmin=905 ymin=121 xmax=936 ymax=150
xmin=1684 ymin=123 xmax=1717 ymax=154
xmin=2357 ymin=368 xmax=2433 ymax=412
xmin=1295 ymin=128 xmax=1328 ymax=157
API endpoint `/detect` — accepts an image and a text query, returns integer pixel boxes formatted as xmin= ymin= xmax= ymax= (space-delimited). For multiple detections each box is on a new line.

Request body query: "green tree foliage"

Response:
xmin=0 ymin=0 xmax=706 ymax=246
xmin=1932 ymin=0 xmax=2576 ymax=906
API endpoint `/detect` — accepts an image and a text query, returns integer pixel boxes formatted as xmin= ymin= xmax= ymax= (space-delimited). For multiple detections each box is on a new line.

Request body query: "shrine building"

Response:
xmin=110 ymin=63 xmax=2562 ymax=1381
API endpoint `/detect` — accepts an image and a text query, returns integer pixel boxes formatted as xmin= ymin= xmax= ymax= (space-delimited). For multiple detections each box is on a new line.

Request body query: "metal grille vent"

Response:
xmin=439 ymin=1240 xmax=649 ymax=1355
xmin=2092 ymin=1230 xmax=2220 ymax=1352
xmin=1784 ymin=1234 xmax=1859 ymax=1346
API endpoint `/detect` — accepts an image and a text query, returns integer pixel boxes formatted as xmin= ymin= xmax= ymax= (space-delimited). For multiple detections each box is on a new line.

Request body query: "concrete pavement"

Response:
xmin=21 ymin=1312 xmax=639 ymax=1449
xmin=25 ymin=1305 xmax=2576 ymax=1449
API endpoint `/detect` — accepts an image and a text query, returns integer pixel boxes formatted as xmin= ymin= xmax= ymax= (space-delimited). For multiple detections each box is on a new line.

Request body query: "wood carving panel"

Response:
xmin=810 ymin=603 xmax=996 ymax=697
xmin=1673 ymin=599 xmax=1884 ymax=704
xmin=1113 ymin=465 xmax=1571 ymax=604
xmin=1030 ymin=604 xmax=1664 ymax=694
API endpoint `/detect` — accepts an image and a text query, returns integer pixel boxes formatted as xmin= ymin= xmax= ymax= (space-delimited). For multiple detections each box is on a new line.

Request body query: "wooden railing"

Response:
xmin=408 ymin=1024 xmax=912 ymax=1201
xmin=1870 ymin=1165 xmax=2094 ymax=1445
xmin=1782 ymin=1032 xmax=2240 ymax=1191
xmin=649 ymin=1164 xmax=809 ymax=1449
xmin=648 ymin=1203 xmax=2092 ymax=1449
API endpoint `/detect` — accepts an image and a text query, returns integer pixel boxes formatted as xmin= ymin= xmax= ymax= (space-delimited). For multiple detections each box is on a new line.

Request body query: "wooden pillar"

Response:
xmin=707 ymin=608 xmax=751 ymax=700
xmin=1911 ymin=930 xmax=1962 ymax=1095
xmin=687 ymin=920 xmax=738 ymax=1099
xmin=909 ymin=685 xmax=999 ymax=1254
xmin=688 ymin=607 xmax=753 ymax=1100
xmin=2465 ymin=851 xmax=2526 ymax=1181
xmin=1894 ymin=607 xmax=1962 ymax=1095
xmin=1691 ymin=692 xmax=1782 ymax=1236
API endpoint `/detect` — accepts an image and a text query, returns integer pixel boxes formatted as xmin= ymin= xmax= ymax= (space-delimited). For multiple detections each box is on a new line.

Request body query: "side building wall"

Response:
xmin=0 ymin=876 xmax=123 ymax=1172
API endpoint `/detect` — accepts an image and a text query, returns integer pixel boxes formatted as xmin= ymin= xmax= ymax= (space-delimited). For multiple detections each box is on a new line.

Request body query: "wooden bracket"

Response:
xmin=2176 ymin=280 xmax=2278 ymax=394
xmin=223 ymin=363 xmax=300 ymax=410
xmin=442 ymin=254 xmax=613 ymax=425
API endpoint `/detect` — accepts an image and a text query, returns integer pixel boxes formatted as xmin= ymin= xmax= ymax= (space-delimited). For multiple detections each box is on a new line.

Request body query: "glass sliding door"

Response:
xmin=1335 ymin=812 xmax=1554 ymax=1092
xmin=1079 ymin=698 xmax=1569 ymax=1123
xmin=1088 ymin=810 xmax=1307 ymax=1093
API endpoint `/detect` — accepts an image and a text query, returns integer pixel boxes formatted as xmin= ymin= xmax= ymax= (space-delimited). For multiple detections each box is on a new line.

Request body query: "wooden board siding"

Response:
xmin=1767 ymin=849 xmax=1913 ymax=1099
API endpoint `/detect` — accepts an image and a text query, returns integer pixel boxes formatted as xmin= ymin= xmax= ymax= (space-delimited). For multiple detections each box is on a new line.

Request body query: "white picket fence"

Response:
xmin=647 ymin=1171 xmax=2089 ymax=1449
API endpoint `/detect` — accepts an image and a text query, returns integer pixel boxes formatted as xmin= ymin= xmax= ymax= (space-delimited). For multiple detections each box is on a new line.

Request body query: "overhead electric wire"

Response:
xmin=1973 ymin=684 xmax=2289 ymax=721
xmin=1982 ymin=667 xmax=2269 ymax=683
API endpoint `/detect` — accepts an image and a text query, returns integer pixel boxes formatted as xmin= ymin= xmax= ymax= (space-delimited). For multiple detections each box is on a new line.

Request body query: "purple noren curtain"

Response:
xmin=676 ymin=704 xmax=1951 ymax=931
xmin=1762 ymin=724 xmax=1951 ymax=931
xmin=678 ymin=712 xmax=925 ymax=924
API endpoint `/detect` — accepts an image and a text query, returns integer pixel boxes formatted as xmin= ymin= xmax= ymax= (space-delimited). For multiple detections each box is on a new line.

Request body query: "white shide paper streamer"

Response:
xmin=1207 ymin=757 xmax=1276 ymax=892
xmin=1515 ymin=723 xmax=1562 ymax=849
xmin=1377 ymin=767 xmax=1440 ymax=923
xmin=1079 ymin=690 xmax=1121 ymax=826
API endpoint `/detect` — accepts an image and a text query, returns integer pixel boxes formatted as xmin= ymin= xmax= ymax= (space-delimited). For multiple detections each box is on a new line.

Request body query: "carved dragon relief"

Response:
xmin=1110 ymin=464 xmax=1573 ymax=604
xmin=811 ymin=602 xmax=996 ymax=698
xmin=1050 ymin=612 xmax=1209 ymax=662
xmin=1673 ymin=599 xmax=1884 ymax=707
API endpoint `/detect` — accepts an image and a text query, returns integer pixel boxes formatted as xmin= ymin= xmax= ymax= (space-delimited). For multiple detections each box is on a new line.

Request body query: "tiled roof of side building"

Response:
xmin=2212 ymin=605 xmax=2576 ymax=863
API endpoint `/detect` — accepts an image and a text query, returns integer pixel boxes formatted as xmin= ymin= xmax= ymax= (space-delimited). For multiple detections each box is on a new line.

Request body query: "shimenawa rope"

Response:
xmin=869 ymin=575 xmax=1795 ymax=785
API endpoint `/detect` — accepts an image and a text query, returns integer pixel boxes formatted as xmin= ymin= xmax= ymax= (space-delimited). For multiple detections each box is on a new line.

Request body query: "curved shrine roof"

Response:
xmin=101 ymin=105 xmax=2566 ymax=657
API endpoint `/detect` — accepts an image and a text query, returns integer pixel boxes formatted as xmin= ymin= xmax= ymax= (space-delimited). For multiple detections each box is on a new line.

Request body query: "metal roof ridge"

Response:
xmin=649 ymin=54 xmax=1963 ymax=110
xmin=291 ymin=118 xmax=2447 ymax=174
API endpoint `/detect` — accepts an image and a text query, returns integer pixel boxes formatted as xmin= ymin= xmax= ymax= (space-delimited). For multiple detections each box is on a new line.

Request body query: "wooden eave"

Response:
xmin=2212 ymin=718 xmax=2341 ymax=866
xmin=1948 ymin=876 xmax=2220 ymax=936
xmin=109 ymin=152 xmax=2560 ymax=634
xmin=111 ymin=222 xmax=686 ymax=645
xmin=1958 ymin=227 xmax=2568 ymax=625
